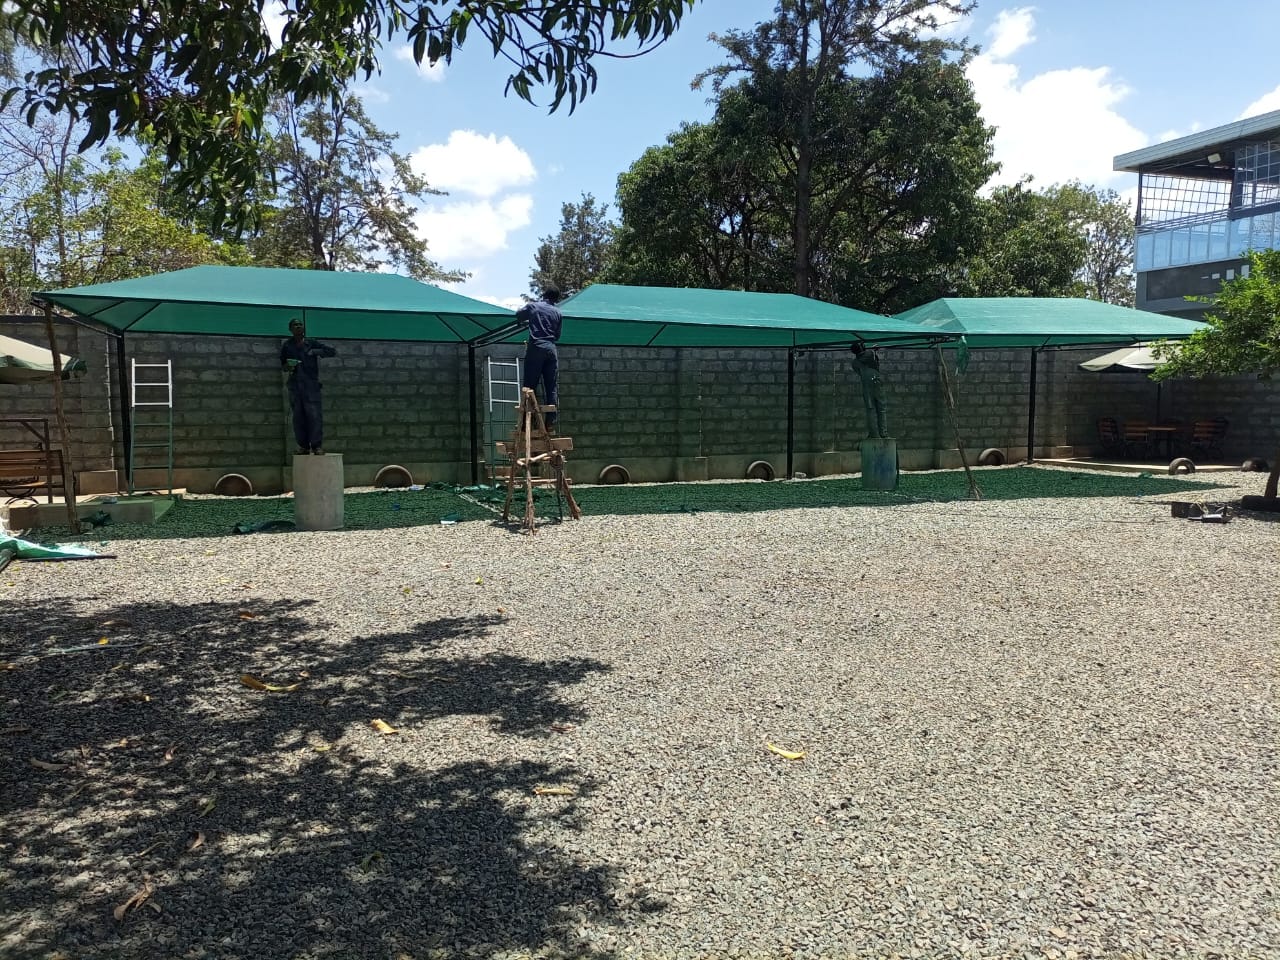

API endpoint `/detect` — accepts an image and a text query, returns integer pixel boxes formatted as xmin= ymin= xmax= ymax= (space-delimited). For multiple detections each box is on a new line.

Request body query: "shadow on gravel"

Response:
xmin=31 ymin=467 xmax=1237 ymax=544
xmin=0 ymin=599 xmax=627 ymax=959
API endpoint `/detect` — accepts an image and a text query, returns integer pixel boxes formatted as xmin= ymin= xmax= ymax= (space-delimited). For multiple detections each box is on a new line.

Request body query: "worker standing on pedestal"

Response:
xmin=280 ymin=318 xmax=337 ymax=455
xmin=851 ymin=341 xmax=889 ymax=439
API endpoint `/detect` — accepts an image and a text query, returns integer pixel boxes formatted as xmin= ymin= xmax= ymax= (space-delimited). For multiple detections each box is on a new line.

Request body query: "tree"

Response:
xmin=1045 ymin=182 xmax=1135 ymax=306
xmin=607 ymin=118 xmax=790 ymax=291
xmin=696 ymin=0 xmax=976 ymax=298
xmin=3 ymin=0 xmax=699 ymax=229
xmin=954 ymin=178 xmax=1088 ymax=298
xmin=0 ymin=150 xmax=249 ymax=313
xmin=1153 ymin=248 xmax=1280 ymax=498
xmin=608 ymin=52 xmax=994 ymax=311
xmin=528 ymin=193 xmax=615 ymax=297
xmin=250 ymin=95 xmax=460 ymax=282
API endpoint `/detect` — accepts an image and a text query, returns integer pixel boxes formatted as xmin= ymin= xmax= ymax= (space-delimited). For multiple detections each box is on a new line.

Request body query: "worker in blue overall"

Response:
xmin=518 ymin=284 xmax=564 ymax=430
xmin=280 ymin=318 xmax=337 ymax=454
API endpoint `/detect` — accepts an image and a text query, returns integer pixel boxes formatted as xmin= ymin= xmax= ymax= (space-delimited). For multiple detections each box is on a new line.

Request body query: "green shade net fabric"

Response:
xmin=39 ymin=266 xmax=515 ymax=342
xmin=548 ymin=284 xmax=953 ymax=348
xmin=0 ymin=333 xmax=87 ymax=383
xmin=894 ymin=298 xmax=1207 ymax=348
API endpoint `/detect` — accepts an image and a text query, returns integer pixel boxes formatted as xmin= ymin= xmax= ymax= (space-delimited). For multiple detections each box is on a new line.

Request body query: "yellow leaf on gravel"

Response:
xmin=766 ymin=742 xmax=806 ymax=761
xmin=240 ymin=674 xmax=299 ymax=692
xmin=532 ymin=786 xmax=576 ymax=797
xmin=370 ymin=719 xmax=398 ymax=735
xmin=97 ymin=637 xmax=110 ymax=645
xmin=112 ymin=881 xmax=153 ymax=922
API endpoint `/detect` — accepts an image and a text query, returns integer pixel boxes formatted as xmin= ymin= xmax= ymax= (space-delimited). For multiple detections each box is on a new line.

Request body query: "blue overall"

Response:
xmin=518 ymin=299 xmax=563 ymax=427
xmin=280 ymin=337 xmax=336 ymax=450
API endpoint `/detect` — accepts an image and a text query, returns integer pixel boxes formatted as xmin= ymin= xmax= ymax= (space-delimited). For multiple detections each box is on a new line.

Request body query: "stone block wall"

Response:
xmin=7 ymin=323 xmax=1278 ymax=493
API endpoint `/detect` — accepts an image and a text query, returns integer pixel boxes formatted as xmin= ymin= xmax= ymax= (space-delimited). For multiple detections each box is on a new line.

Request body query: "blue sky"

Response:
xmin=295 ymin=0 xmax=1280 ymax=306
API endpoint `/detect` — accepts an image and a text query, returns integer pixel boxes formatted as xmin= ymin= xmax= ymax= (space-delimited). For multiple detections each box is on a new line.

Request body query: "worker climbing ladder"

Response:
xmin=501 ymin=387 xmax=581 ymax=533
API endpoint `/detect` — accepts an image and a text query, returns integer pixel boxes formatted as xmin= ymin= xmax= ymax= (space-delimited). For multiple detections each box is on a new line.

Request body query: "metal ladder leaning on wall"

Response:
xmin=128 ymin=359 xmax=174 ymax=496
xmin=500 ymin=387 xmax=581 ymax=534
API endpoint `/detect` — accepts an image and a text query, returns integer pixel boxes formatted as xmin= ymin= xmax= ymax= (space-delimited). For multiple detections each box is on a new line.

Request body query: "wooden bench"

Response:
xmin=0 ymin=417 xmax=73 ymax=503
xmin=0 ymin=448 xmax=66 ymax=503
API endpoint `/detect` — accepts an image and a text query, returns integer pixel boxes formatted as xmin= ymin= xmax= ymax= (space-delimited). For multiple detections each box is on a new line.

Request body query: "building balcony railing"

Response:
xmin=1135 ymin=209 xmax=1278 ymax=272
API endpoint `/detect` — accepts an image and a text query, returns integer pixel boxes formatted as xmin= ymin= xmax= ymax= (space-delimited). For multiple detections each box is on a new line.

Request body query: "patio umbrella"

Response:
xmin=1079 ymin=343 xmax=1177 ymax=420
xmin=0 ymin=332 xmax=87 ymax=384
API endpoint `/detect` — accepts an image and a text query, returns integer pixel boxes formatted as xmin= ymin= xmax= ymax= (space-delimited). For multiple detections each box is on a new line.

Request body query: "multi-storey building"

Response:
xmin=1114 ymin=109 xmax=1280 ymax=319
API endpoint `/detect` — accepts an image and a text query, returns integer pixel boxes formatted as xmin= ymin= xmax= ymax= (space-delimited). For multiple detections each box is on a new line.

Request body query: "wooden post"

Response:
xmin=44 ymin=305 xmax=81 ymax=533
xmin=936 ymin=345 xmax=981 ymax=501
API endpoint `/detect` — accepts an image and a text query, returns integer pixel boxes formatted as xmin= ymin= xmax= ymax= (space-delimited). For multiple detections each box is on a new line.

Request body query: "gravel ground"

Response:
xmin=2 ymin=466 xmax=1277 ymax=960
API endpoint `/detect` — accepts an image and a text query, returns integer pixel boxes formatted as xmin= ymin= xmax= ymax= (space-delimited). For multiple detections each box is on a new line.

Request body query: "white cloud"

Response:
xmin=394 ymin=46 xmax=446 ymax=83
xmin=915 ymin=2 xmax=973 ymax=40
xmin=985 ymin=7 xmax=1035 ymax=59
xmin=967 ymin=7 xmax=1146 ymax=188
xmin=409 ymin=130 xmax=536 ymax=199
xmin=416 ymin=194 xmax=534 ymax=261
xmin=352 ymin=84 xmax=391 ymax=105
xmin=261 ymin=0 xmax=287 ymax=49
xmin=1239 ymin=84 xmax=1280 ymax=119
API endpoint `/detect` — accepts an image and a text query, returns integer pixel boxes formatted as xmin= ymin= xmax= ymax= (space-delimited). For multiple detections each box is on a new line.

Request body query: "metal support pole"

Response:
xmin=1026 ymin=348 xmax=1038 ymax=464
xmin=786 ymin=348 xmax=796 ymax=480
xmin=115 ymin=332 xmax=131 ymax=485
xmin=468 ymin=343 xmax=479 ymax=486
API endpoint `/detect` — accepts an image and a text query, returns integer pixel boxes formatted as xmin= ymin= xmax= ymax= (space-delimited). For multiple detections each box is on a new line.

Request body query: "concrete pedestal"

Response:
xmin=860 ymin=438 xmax=899 ymax=491
xmin=293 ymin=454 xmax=344 ymax=531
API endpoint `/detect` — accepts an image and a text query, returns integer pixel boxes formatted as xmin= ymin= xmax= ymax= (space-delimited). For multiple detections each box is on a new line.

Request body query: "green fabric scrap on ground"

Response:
xmin=0 ymin=536 xmax=104 ymax=561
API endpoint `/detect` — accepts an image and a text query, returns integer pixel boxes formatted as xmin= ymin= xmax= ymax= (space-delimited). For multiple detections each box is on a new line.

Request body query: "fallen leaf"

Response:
xmin=240 ymin=674 xmax=299 ymax=692
xmin=97 ymin=637 xmax=110 ymax=645
xmin=188 ymin=832 xmax=205 ymax=851
xmin=238 ymin=611 xmax=258 ymax=620
xmin=29 ymin=758 xmax=69 ymax=771
xmin=402 ymin=587 xmax=412 ymax=595
xmin=313 ymin=743 xmax=332 ymax=752
xmin=0 ymin=662 xmax=16 ymax=670
xmin=370 ymin=719 xmax=398 ymax=735
xmin=358 ymin=851 xmax=384 ymax=873
xmin=549 ymin=723 xmax=576 ymax=733
xmin=532 ymin=786 xmax=576 ymax=797
xmin=1 ymin=725 xmax=32 ymax=735
xmin=766 ymin=742 xmax=806 ymax=761
xmin=163 ymin=744 xmax=177 ymax=762
xmin=198 ymin=797 xmax=216 ymax=817
xmin=112 ymin=881 xmax=153 ymax=922
xmin=474 ymin=577 xmax=483 ymax=585
xmin=496 ymin=607 xmax=506 ymax=614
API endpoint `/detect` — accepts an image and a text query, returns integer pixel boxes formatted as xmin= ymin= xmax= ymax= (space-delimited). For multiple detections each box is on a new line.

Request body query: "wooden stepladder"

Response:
xmin=501 ymin=388 xmax=582 ymax=533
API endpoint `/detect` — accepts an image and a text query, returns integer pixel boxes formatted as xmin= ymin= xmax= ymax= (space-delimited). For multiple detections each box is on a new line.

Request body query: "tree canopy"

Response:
xmin=2 ymin=0 xmax=699 ymax=230
xmin=528 ymin=193 xmax=615 ymax=298
xmin=250 ymin=94 xmax=460 ymax=283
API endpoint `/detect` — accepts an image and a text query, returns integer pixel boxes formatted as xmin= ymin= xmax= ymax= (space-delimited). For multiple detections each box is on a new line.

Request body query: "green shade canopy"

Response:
xmin=0 ymin=332 xmax=87 ymax=383
xmin=895 ymin=298 xmax=1207 ymax=348
xmin=38 ymin=266 xmax=514 ymax=342
xmin=552 ymin=284 xmax=953 ymax=348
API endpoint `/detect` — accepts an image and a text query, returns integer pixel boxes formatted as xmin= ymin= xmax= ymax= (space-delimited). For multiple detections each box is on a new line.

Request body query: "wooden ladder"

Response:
xmin=500 ymin=387 xmax=582 ymax=533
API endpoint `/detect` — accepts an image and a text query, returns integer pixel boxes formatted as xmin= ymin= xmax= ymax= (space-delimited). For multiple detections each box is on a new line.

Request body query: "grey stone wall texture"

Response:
xmin=3 ymin=318 xmax=1277 ymax=493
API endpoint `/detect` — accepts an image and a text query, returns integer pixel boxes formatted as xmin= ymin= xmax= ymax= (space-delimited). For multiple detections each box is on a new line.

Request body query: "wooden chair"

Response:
xmin=1190 ymin=418 xmax=1228 ymax=460
xmin=1121 ymin=420 xmax=1151 ymax=459
xmin=1095 ymin=417 xmax=1123 ymax=458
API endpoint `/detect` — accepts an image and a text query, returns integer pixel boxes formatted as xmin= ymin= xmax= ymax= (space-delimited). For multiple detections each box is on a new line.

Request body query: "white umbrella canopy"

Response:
xmin=1078 ymin=342 xmax=1179 ymax=372
xmin=0 ymin=333 xmax=87 ymax=384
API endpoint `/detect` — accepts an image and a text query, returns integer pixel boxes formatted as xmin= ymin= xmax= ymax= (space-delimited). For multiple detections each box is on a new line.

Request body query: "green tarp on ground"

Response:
xmin=0 ymin=333 xmax=87 ymax=383
xmin=38 ymin=266 xmax=515 ymax=342
xmin=553 ymin=284 xmax=954 ymax=348
xmin=895 ymin=297 xmax=1206 ymax=348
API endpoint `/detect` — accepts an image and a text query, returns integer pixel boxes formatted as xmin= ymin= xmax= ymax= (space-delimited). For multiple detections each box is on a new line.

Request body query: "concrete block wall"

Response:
xmin=8 ymin=326 xmax=1279 ymax=493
